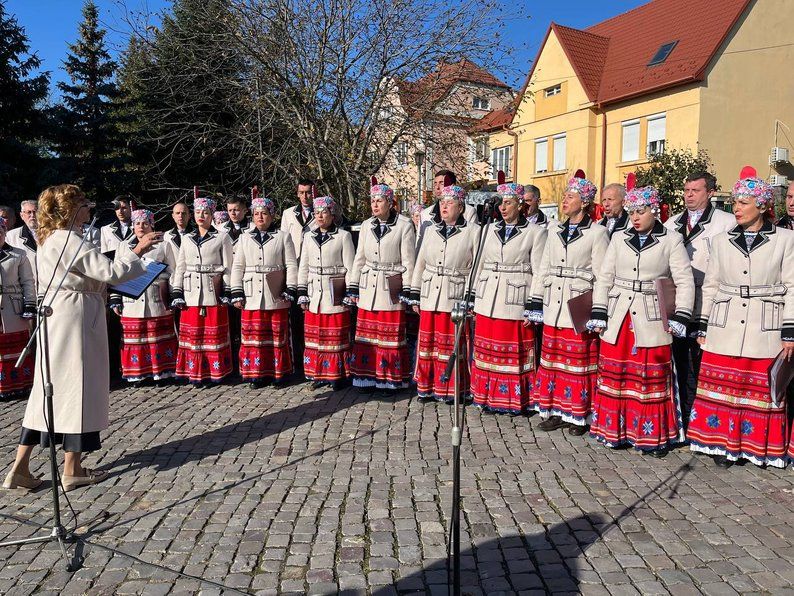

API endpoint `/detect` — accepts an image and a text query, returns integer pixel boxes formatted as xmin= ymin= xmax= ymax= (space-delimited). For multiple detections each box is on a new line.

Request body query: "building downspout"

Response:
xmin=504 ymin=125 xmax=519 ymax=181
xmin=599 ymin=105 xmax=608 ymax=190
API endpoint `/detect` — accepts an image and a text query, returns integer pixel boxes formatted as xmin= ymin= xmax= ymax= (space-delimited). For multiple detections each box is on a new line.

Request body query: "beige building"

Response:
xmin=477 ymin=0 xmax=794 ymax=215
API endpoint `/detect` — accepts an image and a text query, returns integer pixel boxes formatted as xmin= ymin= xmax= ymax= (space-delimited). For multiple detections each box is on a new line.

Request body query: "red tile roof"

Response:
xmin=518 ymin=0 xmax=751 ymax=108
xmin=469 ymin=104 xmax=515 ymax=133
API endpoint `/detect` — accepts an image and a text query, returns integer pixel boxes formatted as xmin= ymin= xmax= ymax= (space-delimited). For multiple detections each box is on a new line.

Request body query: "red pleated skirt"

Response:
xmin=0 ymin=330 xmax=34 ymax=399
xmin=414 ymin=310 xmax=469 ymax=402
xmin=175 ymin=305 xmax=232 ymax=383
xmin=350 ymin=308 xmax=410 ymax=389
xmin=470 ymin=314 xmax=535 ymax=413
xmin=532 ymin=325 xmax=599 ymax=425
xmin=590 ymin=315 xmax=683 ymax=450
xmin=239 ymin=308 xmax=293 ymax=381
xmin=120 ymin=314 xmax=178 ymax=381
xmin=688 ymin=350 xmax=788 ymax=468
xmin=304 ymin=310 xmax=351 ymax=382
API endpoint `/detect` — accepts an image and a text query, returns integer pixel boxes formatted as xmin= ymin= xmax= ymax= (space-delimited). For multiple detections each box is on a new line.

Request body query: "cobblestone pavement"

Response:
xmin=0 ymin=380 xmax=792 ymax=595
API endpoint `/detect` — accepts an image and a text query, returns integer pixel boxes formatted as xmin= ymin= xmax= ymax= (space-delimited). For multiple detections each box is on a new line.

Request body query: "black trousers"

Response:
xmin=106 ymin=310 xmax=122 ymax=383
xmin=228 ymin=304 xmax=242 ymax=373
xmin=672 ymin=335 xmax=702 ymax=431
xmin=289 ymin=302 xmax=306 ymax=374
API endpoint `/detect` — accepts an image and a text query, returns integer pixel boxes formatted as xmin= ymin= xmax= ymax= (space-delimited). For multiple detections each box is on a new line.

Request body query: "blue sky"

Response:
xmin=7 ymin=0 xmax=648 ymax=98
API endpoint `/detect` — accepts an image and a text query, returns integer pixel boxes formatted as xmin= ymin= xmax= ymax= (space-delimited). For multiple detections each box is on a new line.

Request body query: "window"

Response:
xmin=544 ymin=84 xmax=562 ymax=98
xmin=472 ymin=96 xmax=490 ymax=110
xmin=552 ymin=134 xmax=566 ymax=171
xmin=621 ymin=119 xmax=640 ymax=162
xmin=647 ymin=114 xmax=666 ymax=156
xmin=535 ymin=138 xmax=548 ymax=173
xmin=648 ymin=41 xmax=678 ymax=66
xmin=491 ymin=146 xmax=511 ymax=178
xmin=475 ymin=138 xmax=488 ymax=162
xmin=396 ymin=141 xmax=408 ymax=166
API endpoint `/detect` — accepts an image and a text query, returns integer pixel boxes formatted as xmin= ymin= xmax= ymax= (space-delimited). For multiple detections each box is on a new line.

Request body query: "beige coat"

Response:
xmin=529 ymin=215 xmax=609 ymax=328
xmin=172 ymin=228 xmax=234 ymax=307
xmin=281 ymin=204 xmax=318 ymax=260
xmin=100 ymin=219 xmax=133 ymax=254
xmin=23 ymin=230 xmax=145 ymax=434
xmin=297 ymin=225 xmax=355 ymax=314
xmin=410 ymin=218 xmax=481 ymax=312
xmin=163 ymin=225 xmax=194 ymax=251
xmin=349 ymin=213 xmax=416 ymax=312
xmin=473 ymin=217 xmax=547 ymax=321
xmin=416 ymin=202 xmax=477 ymax=251
xmin=592 ymin=221 xmax=695 ymax=347
xmin=111 ymin=239 xmax=178 ymax=318
xmin=0 ymin=244 xmax=35 ymax=334
xmin=664 ymin=203 xmax=735 ymax=318
xmin=230 ymin=226 xmax=297 ymax=310
xmin=5 ymin=225 xmax=37 ymax=281
xmin=699 ymin=221 xmax=794 ymax=359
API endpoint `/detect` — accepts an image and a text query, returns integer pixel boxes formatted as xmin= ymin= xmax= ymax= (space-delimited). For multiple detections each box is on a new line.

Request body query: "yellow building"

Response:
xmin=478 ymin=0 xmax=794 ymax=216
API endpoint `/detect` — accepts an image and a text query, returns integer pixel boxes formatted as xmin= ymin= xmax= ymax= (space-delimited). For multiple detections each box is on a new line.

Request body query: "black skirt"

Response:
xmin=19 ymin=427 xmax=101 ymax=453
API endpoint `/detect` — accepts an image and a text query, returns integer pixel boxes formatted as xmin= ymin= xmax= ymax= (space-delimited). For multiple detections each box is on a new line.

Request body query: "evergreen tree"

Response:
xmin=0 ymin=0 xmax=50 ymax=203
xmin=54 ymin=0 xmax=123 ymax=201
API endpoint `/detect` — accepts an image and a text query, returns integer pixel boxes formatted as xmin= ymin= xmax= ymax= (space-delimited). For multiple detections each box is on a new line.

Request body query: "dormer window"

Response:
xmin=472 ymin=96 xmax=490 ymax=110
xmin=544 ymin=84 xmax=561 ymax=98
xmin=648 ymin=41 xmax=678 ymax=66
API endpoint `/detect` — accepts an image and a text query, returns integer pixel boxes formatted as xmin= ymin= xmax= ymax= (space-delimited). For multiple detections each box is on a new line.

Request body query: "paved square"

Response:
xmin=0 ymin=381 xmax=792 ymax=595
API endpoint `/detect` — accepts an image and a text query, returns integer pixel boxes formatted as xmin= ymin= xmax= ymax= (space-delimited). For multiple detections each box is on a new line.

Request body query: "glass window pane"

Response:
xmin=622 ymin=121 xmax=640 ymax=162
xmin=535 ymin=139 xmax=548 ymax=173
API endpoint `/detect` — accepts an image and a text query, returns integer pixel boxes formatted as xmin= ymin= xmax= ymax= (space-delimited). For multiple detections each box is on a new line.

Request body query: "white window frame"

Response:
xmin=646 ymin=113 xmax=666 ymax=156
xmin=491 ymin=145 xmax=511 ymax=179
xmin=621 ymin=119 xmax=640 ymax=163
xmin=474 ymin=138 xmax=488 ymax=162
xmin=535 ymin=138 xmax=548 ymax=174
xmin=552 ymin=133 xmax=566 ymax=172
xmin=472 ymin=96 xmax=490 ymax=110
xmin=395 ymin=141 xmax=408 ymax=166
xmin=544 ymin=84 xmax=561 ymax=98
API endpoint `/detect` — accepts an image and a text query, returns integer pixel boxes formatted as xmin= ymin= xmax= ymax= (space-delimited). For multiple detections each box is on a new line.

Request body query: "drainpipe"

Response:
xmin=504 ymin=125 xmax=519 ymax=182
xmin=598 ymin=105 xmax=608 ymax=190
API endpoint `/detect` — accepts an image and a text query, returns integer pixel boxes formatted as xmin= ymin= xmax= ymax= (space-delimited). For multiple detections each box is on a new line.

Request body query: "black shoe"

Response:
xmin=568 ymin=424 xmax=589 ymax=436
xmin=310 ymin=381 xmax=322 ymax=390
xmin=538 ymin=416 xmax=569 ymax=432
xmin=645 ymin=448 xmax=668 ymax=458
xmin=272 ymin=377 xmax=288 ymax=388
xmin=332 ymin=380 xmax=347 ymax=391
xmin=713 ymin=455 xmax=734 ymax=469
xmin=357 ymin=385 xmax=374 ymax=394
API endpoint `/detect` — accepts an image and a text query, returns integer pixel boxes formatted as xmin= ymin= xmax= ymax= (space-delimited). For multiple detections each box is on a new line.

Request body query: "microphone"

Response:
xmin=481 ymin=195 xmax=501 ymax=219
xmin=87 ymin=200 xmax=121 ymax=212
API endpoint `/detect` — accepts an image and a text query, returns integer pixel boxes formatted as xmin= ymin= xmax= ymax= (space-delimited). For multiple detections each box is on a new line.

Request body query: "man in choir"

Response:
xmin=0 ymin=205 xmax=16 ymax=230
xmin=598 ymin=183 xmax=629 ymax=238
xmin=281 ymin=178 xmax=316 ymax=260
xmin=164 ymin=201 xmax=195 ymax=249
xmin=776 ymin=181 xmax=794 ymax=229
xmin=416 ymin=170 xmax=478 ymax=248
xmin=217 ymin=196 xmax=251 ymax=244
xmin=100 ymin=195 xmax=134 ymax=256
xmin=663 ymin=171 xmax=735 ymax=429
xmin=524 ymin=185 xmax=549 ymax=228
xmin=5 ymin=200 xmax=38 ymax=275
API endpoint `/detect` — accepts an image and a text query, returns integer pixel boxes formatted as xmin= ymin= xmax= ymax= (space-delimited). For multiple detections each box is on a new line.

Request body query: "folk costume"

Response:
xmin=281 ymin=201 xmax=317 ymax=261
xmin=589 ymin=186 xmax=695 ymax=453
xmin=109 ymin=210 xmax=179 ymax=383
xmin=688 ymin=177 xmax=794 ymax=468
xmin=526 ymin=209 xmax=550 ymax=229
xmin=21 ymin=228 xmax=146 ymax=451
xmin=100 ymin=217 xmax=133 ymax=256
xmin=598 ymin=209 xmax=629 ymax=239
xmin=527 ymin=176 xmax=609 ymax=429
xmin=230 ymin=198 xmax=298 ymax=384
xmin=164 ymin=221 xmax=196 ymax=250
xmin=297 ymin=196 xmax=355 ymax=385
xmin=470 ymin=183 xmax=547 ymax=413
xmin=171 ymin=197 xmax=234 ymax=383
xmin=348 ymin=185 xmax=416 ymax=390
xmin=0 ymin=218 xmax=36 ymax=399
xmin=5 ymin=223 xmax=38 ymax=281
xmin=410 ymin=185 xmax=480 ymax=402
xmin=665 ymin=196 xmax=735 ymax=428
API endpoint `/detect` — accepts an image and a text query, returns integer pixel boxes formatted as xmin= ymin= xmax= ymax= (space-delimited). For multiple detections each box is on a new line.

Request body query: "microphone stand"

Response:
xmin=0 ymin=214 xmax=104 ymax=571
xmin=441 ymin=198 xmax=497 ymax=596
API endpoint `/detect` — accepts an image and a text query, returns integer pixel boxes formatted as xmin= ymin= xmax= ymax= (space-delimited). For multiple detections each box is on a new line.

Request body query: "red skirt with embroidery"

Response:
xmin=532 ymin=325 xmax=599 ymax=425
xmin=471 ymin=315 xmax=535 ymax=413
xmin=120 ymin=314 xmax=178 ymax=381
xmin=304 ymin=311 xmax=351 ymax=382
xmin=688 ymin=351 xmax=788 ymax=468
xmin=175 ymin=305 xmax=232 ymax=383
xmin=0 ymin=330 xmax=34 ymax=399
xmin=414 ymin=310 xmax=469 ymax=402
xmin=350 ymin=308 xmax=410 ymax=388
xmin=239 ymin=308 xmax=293 ymax=381
xmin=590 ymin=315 xmax=683 ymax=450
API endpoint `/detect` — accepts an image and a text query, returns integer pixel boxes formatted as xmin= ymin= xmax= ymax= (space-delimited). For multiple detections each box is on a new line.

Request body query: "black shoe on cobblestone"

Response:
xmin=713 ymin=455 xmax=734 ymax=468
xmin=568 ymin=424 xmax=589 ymax=436
xmin=645 ymin=448 xmax=668 ymax=458
xmin=538 ymin=416 xmax=568 ymax=431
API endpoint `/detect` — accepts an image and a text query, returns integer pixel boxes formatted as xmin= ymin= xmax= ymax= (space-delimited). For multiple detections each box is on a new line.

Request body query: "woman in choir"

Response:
xmin=347 ymin=184 xmax=416 ymax=394
xmin=470 ymin=183 xmax=547 ymax=414
xmin=409 ymin=202 xmax=423 ymax=236
xmin=110 ymin=209 xmax=178 ymax=384
xmin=230 ymin=197 xmax=297 ymax=388
xmin=526 ymin=174 xmax=609 ymax=433
xmin=588 ymin=185 xmax=694 ymax=456
xmin=688 ymin=174 xmax=794 ymax=468
xmin=409 ymin=185 xmax=480 ymax=402
xmin=4 ymin=184 xmax=148 ymax=491
xmin=171 ymin=196 xmax=234 ymax=384
xmin=297 ymin=196 xmax=355 ymax=390
xmin=0 ymin=216 xmax=35 ymax=400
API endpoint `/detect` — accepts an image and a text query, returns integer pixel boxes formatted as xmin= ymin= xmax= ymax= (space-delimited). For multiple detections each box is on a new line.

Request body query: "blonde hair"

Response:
xmin=37 ymin=184 xmax=86 ymax=245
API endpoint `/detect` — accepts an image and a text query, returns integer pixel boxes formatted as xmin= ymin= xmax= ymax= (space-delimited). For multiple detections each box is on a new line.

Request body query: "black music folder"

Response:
xmin=109 ymin=261 xmax=168 ymax=300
